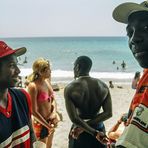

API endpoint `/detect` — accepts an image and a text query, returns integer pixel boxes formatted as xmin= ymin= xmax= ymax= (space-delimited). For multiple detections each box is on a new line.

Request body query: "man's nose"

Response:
xmin=15 ymin=66 xmax=20 ymax=74
xmin=130 ymin=30 xmax=143 ymax=45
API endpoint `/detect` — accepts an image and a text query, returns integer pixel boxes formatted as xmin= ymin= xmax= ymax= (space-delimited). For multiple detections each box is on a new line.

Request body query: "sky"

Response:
xmin=0 ymin=0 xmax=141 ymax=37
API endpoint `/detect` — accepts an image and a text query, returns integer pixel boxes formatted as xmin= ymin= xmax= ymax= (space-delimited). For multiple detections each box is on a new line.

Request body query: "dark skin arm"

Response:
xmin=64 ymin=84 xmax=109 ymax=144
xmin=64 ymin=80 xmax=112 ymax=143
xmin=64 ymin=87 xmax=97 ymax=136
xmin=87 ymin=91 xmax=112 ymax=126
xmin=64 ymin=83 xmax=111 ymax=137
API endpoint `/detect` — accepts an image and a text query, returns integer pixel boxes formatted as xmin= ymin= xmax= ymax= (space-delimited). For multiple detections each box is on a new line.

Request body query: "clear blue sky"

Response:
xmin=0 ymin=0 xmax=140 ymax=37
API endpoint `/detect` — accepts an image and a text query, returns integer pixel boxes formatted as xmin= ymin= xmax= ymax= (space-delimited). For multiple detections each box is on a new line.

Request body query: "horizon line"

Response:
xmin=0 ymin=35 xmax=126 ymax=39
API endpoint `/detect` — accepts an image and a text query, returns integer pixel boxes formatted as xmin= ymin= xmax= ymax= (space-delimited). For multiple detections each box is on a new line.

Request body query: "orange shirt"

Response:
xmin=129 ymin=69 xmax=148 ymax=116
xmin=116 ymin=69 xmax=148 ymax=148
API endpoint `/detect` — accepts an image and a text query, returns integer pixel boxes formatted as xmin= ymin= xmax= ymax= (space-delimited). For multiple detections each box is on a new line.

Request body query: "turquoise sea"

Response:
xmin=0 ymin=37 xmax=142 ymax=83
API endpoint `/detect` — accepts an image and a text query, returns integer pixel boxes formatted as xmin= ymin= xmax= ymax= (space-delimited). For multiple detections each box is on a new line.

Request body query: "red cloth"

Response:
xmin=129 ymin=69 xmax=148 ymax=119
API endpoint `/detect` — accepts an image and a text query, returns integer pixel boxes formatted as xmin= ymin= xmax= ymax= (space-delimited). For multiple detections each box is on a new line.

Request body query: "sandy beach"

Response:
xmin=52 ymin=81 xmax=135 ymax=148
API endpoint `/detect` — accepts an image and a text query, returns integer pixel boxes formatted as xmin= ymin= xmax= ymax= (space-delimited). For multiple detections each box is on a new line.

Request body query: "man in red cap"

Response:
xmin=113 ymin=1 xmax=148 ymax=148
xmin=0 ymin=41 xmax=36 ymax=147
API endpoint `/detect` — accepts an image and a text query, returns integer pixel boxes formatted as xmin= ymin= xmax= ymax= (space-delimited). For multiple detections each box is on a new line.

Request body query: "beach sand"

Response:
xmin=52 ymin=82 xmax=135 ymax=148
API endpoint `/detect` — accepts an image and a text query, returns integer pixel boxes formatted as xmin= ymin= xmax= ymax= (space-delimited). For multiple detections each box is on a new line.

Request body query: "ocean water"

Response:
xmin=0 ymin=37 xmax=142 ymax=83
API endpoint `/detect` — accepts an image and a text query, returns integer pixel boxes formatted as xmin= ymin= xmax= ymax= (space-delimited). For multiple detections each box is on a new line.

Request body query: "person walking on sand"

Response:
xmin=0 ymin=41 xmax=36 ymax=147
xmin=121 ymin=60 xmax=126 ymax=70
xmin=64 ymin=56 xmax=112 ymax=148
xmin=27 ymin=58 xmax=61 ymax=148
xmin=113 ymin=1 xmax=148 ymax=147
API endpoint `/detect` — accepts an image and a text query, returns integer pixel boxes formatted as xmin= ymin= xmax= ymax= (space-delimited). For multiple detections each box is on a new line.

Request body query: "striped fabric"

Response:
xmin=33 ymin=120 xmax=42 ymax=139
xmin=0 ymin=88 xmax=31 ymax=148
xmin=116 ymin=69 xmax=148 ymax=148
xmin=0 ymin=126 xmax=30 ymax=147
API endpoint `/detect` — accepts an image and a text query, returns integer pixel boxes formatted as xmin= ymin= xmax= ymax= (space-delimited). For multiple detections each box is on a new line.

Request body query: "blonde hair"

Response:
xmin=27 ymin=58 xmax=49 ymax=82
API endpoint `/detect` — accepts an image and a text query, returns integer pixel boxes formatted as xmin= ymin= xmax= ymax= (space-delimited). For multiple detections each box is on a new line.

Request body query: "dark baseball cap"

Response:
xmin=113 ymin=1 xmax=148 ymax=24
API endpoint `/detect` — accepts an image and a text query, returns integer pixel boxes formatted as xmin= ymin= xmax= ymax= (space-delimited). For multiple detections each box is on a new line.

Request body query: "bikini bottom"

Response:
xmin=33 ymin=119 xmax=51 ymax=139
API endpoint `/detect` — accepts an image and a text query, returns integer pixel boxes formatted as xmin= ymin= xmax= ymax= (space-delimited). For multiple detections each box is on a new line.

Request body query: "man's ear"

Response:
xmin=75 ymin=64 xmax=80 ymax=71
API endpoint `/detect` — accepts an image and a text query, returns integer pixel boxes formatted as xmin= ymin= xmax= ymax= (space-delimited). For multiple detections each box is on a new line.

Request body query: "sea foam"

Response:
xmin=20 ymin=68 xmax=134 ymax=80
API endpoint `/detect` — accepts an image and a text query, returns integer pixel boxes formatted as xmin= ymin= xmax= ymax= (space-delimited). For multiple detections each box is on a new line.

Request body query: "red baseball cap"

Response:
xmin=0 ymin=41 xmax=27 ymax=58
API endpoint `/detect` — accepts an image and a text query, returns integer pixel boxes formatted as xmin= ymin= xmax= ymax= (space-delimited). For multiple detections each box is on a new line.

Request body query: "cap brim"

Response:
xmin=15 ymin=47 xmax=27 ymax=56
xmin=113 ymin=2 xmax=148 ymax=24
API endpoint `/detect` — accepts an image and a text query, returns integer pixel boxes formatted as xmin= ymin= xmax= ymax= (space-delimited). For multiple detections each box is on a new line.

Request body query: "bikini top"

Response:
xmin=37 ymin=91 xmax=54 ymax=102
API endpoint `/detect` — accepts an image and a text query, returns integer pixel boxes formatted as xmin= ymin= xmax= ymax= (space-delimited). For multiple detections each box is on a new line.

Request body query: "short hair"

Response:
xmin=75 ymin=56 xmax=92 ymax=73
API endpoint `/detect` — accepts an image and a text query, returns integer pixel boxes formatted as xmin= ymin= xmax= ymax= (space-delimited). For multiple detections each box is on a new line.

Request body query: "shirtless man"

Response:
xmin=64 ymin=56 xmax=112 ymax=148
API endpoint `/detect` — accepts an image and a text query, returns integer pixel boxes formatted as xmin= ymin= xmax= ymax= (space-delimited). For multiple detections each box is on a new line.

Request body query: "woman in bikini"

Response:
xmin=27 ymin=58 xmax=60 ymax=148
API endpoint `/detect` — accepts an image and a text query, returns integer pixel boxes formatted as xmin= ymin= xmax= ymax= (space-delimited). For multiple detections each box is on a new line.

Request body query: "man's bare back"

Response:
xmin=65 ymin=76 xmax=109 ymax=119
xmin=64 ymin=56 xmax=112 ymax=148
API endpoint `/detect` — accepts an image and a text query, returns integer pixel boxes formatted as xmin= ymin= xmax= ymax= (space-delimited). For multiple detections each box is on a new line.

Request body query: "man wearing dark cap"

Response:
xmin=64 ymin=56 xmax=112 ymax=148
xmin=0 ymin=41 xmax=36 ymax=147
xmin=113 ymin=1 xmax=148 ymax=147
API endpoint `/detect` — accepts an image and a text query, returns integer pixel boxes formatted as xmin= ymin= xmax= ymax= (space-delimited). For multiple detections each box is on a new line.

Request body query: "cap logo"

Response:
xmin=136 ymin=106 xmax=144 ymax=116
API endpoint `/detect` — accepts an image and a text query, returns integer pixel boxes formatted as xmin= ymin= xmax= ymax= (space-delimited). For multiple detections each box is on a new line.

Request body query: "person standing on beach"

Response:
xmin=131 ymin=71 xmax=141 ymax=89
xmin=121 ymin=60 xmax=126 ymax=70
xmin=0 ymin=41 xmax=36 ymax=147
xmin=27 ymin=58 xmax=61 ymax=148
xmin=113 ymin=1 xmax=148 ymax=147
xmin=109 ymin=81 xmax=114 ymax=89
xmin=64 ymin=56 xmax=112 ymax=148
